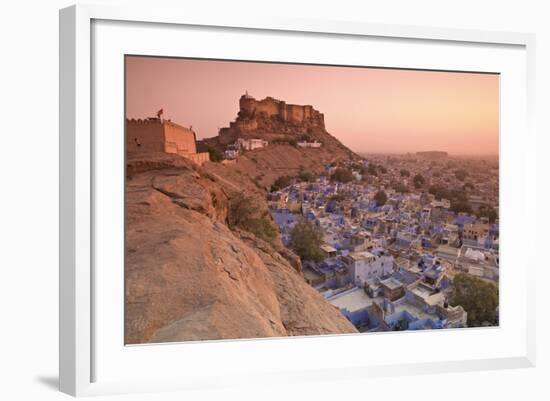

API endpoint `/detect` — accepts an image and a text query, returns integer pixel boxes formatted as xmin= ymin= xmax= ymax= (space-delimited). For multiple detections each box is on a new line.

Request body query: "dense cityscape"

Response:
xmin=124 ymin=58 xmax=500 ymax=343
xmin=268 ymin=152 xmax=499 ymax=332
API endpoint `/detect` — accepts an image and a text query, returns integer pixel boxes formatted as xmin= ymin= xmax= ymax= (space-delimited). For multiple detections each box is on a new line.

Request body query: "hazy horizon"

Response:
xmin=126 ymin=56 xmax=499 ymax=155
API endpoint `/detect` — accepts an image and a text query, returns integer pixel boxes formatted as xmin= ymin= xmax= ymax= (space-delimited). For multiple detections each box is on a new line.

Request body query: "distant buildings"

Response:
xmin=268 ymin=154 xmax=498 ymax=332
xmin=236 ymin=137 xmax=269 ymax=151
xmin=416 ymin=151 xmax=448 ymax=159
xmin=297 ymin=140 xmax=322 ymax=148
xmin=223 ymin=149 xmax=239 ymax=160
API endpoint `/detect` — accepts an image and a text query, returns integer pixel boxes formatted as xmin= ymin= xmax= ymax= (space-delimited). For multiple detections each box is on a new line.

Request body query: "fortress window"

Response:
xmin=134 ymin=138 xmax=141 ymax=147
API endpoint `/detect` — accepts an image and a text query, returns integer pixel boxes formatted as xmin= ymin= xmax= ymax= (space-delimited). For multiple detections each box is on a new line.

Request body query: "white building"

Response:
xmin=224 ymin=149 xmax=239 ymax=159
xmin=236 ymin=138 xmax=268 ymax=150
xmin=346 ymin=250 xmax=393 ymax=285
xmin=297 ymin=140 xmax=322 ymax=148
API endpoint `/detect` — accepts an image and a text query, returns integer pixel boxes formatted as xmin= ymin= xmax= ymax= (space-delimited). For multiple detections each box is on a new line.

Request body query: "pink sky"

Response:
xmin=125 ymin=56 xmax=499 ymax=155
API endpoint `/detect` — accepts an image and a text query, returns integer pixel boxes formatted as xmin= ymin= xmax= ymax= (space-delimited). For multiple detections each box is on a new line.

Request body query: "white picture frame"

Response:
xmin=59 ymin=4 xmax=536 ymax=397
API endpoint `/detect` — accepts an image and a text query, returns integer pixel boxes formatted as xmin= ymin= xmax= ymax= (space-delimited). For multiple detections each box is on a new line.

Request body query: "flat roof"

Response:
xmin=348 ymin=251 xmax=375 ymax=261
xmin=328 ymin=287 xmax=375 ymax=312
xmin=380 ymin=277 xmax=403 ymax=290
xmin=392 ymin=299 xmax=439 ymax=321
xmin=320 ymin=244 xmax=337 ymax=253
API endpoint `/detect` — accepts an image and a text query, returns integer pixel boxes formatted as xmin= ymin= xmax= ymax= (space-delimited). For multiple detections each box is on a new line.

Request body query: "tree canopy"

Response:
xmin=451 ymin=273 xmax=499 ymax=327
xmin=289 ymin=220 xmax=325 ymax=262
xmin=374 ymin=190 xmax=388 ymax=207
xmin=227 ymin=192 xmax=277 ymax=244
xmin=477 ymin=204 xmax=498 ymax=223
xmin=270 ymin=175 xmax=292 ymax=192
xmin=298 ymin=170 xmax=316 ymax=183
xmin=394 ymin=183 xmax=408 ymax=193
xmin=454 ymin=169 xmax=468 ymax=181
xmin=463 ymin=182 xmax=475 ymax=191
xmin=413 ymin=174 xmax=425 ymax=188
xmin=450 ymin=200 xmax=473 ymax=214
xmin=205 ymin=145 xmax=223 ymax=162
xmin=367 ymin=164 xmax=378 ymax=176
xmin=330 ymin=168 xmax=354 ymax=183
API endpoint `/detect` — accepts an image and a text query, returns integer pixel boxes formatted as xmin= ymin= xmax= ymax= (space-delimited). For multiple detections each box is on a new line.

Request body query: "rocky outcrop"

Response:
xmin=203 ymin=143 xmax=354 ymax=192
xmin=125 ymin=153 xmax=357 ymax=343
xmin=198 ymin=95 xmax=360 ymax=191
xmin=218 ymin=95 xmax=325 ymax=145
xmin=237 ymin=230 xmax=359 ymax=336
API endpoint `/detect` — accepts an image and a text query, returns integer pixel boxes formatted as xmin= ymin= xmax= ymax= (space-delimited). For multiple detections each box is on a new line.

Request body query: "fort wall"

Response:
xmin=126 ymin=118 xmax=209 ymax=165
xmin=238 ymin=95 xmax=324 ymax=126
xmin=163 ymin=121 xmax=197 ymax=154
xmin=185 ymin=152 xmax=210 ymax=165
xmin=126 ymin=118 xmax=165 ymax=153
xmin=220 ymin=94 xmax=325 ymax=144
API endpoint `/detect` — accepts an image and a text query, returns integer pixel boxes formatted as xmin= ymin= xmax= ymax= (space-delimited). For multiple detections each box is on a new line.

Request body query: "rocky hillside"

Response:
xmin=209 ymin=143 xmax=355 ymax=191
xmin=125 ymin=152 xmax=357 ymax=344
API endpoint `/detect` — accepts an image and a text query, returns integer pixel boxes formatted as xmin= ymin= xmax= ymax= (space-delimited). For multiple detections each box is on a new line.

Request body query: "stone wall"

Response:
xmin=163 ymin=121 xmax=197 ymax=155
xmin=126 ymin=118 xmax=209 ymax=165
xmin=238 ymin=95 xmax=324 ymax=126
xmin=184 ymin=152 xmax=210 ymax=166
xmin=126 ymin=118 xmax=165 ymax=153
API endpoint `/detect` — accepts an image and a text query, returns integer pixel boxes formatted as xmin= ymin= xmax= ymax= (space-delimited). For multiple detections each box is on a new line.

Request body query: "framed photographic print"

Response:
xmin=60 ymin=4 xmax=536 ymax=396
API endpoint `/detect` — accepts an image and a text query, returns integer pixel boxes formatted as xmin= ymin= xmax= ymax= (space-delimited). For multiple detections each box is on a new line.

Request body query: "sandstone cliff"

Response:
xmin=125 ymin=152 xmax=357 ymax=343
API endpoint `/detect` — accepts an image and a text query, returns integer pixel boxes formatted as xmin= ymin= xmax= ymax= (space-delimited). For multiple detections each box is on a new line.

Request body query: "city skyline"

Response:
xmin=126 ymin=56 xmax=499 ymax=155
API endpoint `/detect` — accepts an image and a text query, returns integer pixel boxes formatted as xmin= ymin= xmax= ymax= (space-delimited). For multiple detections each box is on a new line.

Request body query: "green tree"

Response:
xmin=298 ymin=170 xmax=315 ymax=183
xmin=205 ymin=145 xmax=223 ymax=162
xmin=330 ymin=168 xmax=354 ymax=183
xmin=413 ymin=174 xmax=425 ymax=189
xmin=270 ymin=175 xmax=292 ymax=192
xmin=288 ymin=220 xmax=325 ymax=262
xmin=477 ymin=205 xmax=498 ymax=223
xmin=367 ymin=164 xmax=378 ymax=176
xmin=394 ymin=183 xmax=408 ymax=193
xmin=328 ymin=193 xmax=346 ymax=202
xmin=451 ymin=273 xmax=499 ymax=327
xmin=374 ymin=190 xmax=387 ymax=207
xmin=450 ymin=200 xmax=473 ymax=214
xmin=227 ymin=193 xmax=277 ymax=244
xmin=429 ymin=185 xmax=450 ymax=201
xmin=463 ymin=182 xmax=475 ymax=191
xmin=350 ymin=162 xmax=367 ymax=175
xmin=454 ymin=169 xmax=468 ymax=181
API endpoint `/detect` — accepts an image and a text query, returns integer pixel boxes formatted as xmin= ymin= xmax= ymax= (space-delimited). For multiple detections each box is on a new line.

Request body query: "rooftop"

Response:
xmin=320 ymin=244 xmax=338 ymax=253
xmin=380 ymin=277 xmax=404 ymax=291
xmin=327 ymin=287 xmax=375 ymax=312
xmin=348 ymin=251 xmax=375 ymax=261
xmin=392 ymin=298 xmax=440 ymax=321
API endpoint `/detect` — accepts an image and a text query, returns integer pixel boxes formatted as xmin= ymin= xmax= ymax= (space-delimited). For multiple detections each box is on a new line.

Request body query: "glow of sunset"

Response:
xmin=126 ymin=56 xmax=499 ymax=155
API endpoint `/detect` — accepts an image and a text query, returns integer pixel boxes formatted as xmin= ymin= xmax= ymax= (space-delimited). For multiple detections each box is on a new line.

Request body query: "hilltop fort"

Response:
xmin=218 ymin=94 xmax=326 ymax=145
